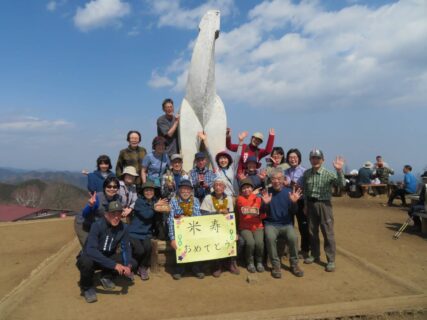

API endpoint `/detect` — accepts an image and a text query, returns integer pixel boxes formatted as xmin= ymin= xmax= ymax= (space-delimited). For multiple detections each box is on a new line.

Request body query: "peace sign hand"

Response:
xmin=88 ymin=192 xmax=97 ymax=207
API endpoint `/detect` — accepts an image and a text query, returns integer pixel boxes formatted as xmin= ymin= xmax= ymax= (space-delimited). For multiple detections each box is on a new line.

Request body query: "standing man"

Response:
xmin=157 ymin=98 xmax=180 ymax=157
xmin=262 ymin=169 xmax=304 ymax=279
xmin=302 ymin=149 xmax=345 ymax=272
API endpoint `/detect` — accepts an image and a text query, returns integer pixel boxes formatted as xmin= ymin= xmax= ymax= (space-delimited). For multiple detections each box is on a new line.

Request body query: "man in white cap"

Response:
xmin=302 ymin=149 xmax=345 ymax=272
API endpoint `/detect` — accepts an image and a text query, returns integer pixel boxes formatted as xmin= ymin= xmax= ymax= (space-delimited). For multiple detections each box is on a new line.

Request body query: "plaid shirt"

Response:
xmin=167 ymin=196 xmax=201 ymax=240
xmin=189 ymin=167 xmax=217 ymax=201
xmin=302 ymin=167 xmax=345 ymax=201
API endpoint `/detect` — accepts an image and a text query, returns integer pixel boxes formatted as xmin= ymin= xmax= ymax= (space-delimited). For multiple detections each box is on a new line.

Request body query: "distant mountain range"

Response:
xmin=0 ymin=167 xmax=87 ymax=190
xmin=0 ymin=179 xmax=87 ymax=211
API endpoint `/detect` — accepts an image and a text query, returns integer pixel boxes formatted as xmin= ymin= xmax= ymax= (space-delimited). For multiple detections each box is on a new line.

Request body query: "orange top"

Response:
xmin=236 ymin=194 xmax=266 ymax=231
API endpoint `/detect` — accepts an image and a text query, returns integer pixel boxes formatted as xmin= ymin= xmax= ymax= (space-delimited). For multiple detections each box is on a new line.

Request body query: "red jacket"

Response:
xmin=236 ymin=194 xmax=266 ymax=231
xmin=226 ymin=133 xmax=275 ymax=174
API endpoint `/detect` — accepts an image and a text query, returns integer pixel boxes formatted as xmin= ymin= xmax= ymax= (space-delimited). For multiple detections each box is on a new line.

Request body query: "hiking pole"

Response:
xmin=393 ymin=217 xmax=412 ymax=240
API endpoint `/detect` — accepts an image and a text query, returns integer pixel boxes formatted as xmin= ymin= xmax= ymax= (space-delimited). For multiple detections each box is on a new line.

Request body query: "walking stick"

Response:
xmin=393 ymin=217 xmax=412 ymax=240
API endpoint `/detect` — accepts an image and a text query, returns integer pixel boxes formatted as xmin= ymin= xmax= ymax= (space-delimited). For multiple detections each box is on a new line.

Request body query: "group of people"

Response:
xmin=354 ymin=155 xmax=419 ymax=207
xmin=74 ymin=98 xmax=346 ymax=303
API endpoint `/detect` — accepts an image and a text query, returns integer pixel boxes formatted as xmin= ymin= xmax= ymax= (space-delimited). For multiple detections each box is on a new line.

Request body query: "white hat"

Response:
xmin=121 ymin=166 xmax=139 ymax=177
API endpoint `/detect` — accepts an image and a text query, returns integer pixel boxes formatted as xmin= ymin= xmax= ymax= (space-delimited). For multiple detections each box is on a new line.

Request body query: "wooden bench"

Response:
xmin=359 ymin=184 xmax=389 ymax=196
xmin=150 ymin=239 xmax=175 ymax=273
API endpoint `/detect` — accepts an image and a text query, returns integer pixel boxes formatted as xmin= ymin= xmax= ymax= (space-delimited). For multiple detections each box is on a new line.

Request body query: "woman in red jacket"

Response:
xmin=236 ymin=178 xmax=267 ymax=273
xmin=226 ymin=128 xmax=275 ymax=175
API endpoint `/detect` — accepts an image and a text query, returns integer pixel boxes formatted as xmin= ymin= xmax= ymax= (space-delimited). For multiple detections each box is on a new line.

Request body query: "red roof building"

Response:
xmin=0 ymin=205 xmax=46 ymax=222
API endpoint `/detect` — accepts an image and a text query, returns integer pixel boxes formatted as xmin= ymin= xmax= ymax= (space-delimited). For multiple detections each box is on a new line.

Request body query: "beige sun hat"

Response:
xmin=252 ymin=132 xmax=264 ymax=142
xmin=364 ymin=161 xmax=373 ymax=168
xmin=121 ymin=166 xmax=139 ymax=177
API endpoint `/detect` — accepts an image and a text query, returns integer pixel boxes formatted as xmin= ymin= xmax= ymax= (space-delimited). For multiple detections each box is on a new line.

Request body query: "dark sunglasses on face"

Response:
xmin=106 ymin=185 xmax=118 ymax=189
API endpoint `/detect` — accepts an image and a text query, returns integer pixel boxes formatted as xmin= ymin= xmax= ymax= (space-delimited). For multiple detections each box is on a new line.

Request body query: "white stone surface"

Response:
xmin=179 ymin=10 xmax=227 ymax=171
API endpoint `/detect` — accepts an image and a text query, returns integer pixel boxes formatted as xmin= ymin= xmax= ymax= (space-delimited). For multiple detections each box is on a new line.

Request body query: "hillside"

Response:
xmin=0 ymin=179 xmax=87 ymax=211
xmin=0 ymin=167 xmax=87 ymax=190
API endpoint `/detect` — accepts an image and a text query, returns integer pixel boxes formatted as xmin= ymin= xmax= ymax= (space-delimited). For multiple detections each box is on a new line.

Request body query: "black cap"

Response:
xmin=178 ymin=179 xmax=193 ymax=188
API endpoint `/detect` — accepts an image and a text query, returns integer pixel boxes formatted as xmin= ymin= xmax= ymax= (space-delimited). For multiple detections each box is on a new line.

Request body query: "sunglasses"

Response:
xmin=106 ymin=185 xmax=118 ymax=189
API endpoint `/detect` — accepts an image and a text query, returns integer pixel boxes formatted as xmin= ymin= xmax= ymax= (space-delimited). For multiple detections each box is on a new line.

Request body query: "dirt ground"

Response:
xmin=1 ymin=196 xmax=426 ymax=319
xmin=0 ymin=218 xmax=75 ymax=300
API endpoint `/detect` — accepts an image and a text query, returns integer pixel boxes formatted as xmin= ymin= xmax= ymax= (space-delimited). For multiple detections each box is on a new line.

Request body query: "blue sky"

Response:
xmin=0 ymin=0 xmax=426 ymax=177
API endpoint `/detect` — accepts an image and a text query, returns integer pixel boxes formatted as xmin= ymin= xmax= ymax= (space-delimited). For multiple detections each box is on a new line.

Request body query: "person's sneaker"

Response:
xmin=100 ymin=277 xmax=115 ymax=290
xmin=83 ymin=287 xmax=97 ymax=303
xmin=304 ymin=256 xmax=320 ymax=264
xmin=192 ymin=265 xmax=205 ymax=279
xmin=229 ymin=261 xmax=240 ymax=275
xmin=172 ymin=273 xmax=182 ymax=280
xmin=212 ymin=268 xmax=222 ymax=278
xmin=290 ymin=264 xmax=304 ymax=277
xmin=138 ymin=267 xmax=150 ymax=281
xmin=247 ymin=263 xmax=256 ymax=273
xmin=256 ymin=262 xmax=265 ymax=273
xmin=325 ymin=262 xmax=336 ymax=272
xmin=271 ymin=265 xmax=282 ymax=279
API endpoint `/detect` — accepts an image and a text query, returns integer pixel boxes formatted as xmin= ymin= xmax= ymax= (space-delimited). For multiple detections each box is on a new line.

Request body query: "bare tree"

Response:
xmin=12 ymin=185 xmax=41 ymax=207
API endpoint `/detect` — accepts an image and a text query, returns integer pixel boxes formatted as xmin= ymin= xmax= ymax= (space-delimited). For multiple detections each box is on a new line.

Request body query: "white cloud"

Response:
xmin=152 ymin=0 xmax=427 ymax=111
xmin=147 ymin=0 xmax=236 ymax=29
xmin=74 ymin=0 xmax=131 ymax=31
xmin=147 ymin=71 xmax=174 ymax=88
xmin=46 ymin=1 xmax=57 ymax=12
xmin=0 ymin=116 xmax=73 ymax=132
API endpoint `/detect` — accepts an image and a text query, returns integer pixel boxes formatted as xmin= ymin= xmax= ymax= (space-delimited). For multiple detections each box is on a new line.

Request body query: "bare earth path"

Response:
xmin=1 ymin=196 xmax=426 ymax=319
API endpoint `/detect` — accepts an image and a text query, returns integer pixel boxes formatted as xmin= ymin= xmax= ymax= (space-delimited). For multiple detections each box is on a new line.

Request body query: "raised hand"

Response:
xmin=198 ymin=131 xmax=207 ymax=141
xmin=333 ymin=156 xmax=345 ymax=172
xmin=122 ymin=207 xmax=132 ymax=217
xmin=82 ymin=169 xmax=89 ymax=176
xmin=155 ymin=198 xmax=169 ymax=206
xmin=88 ymin=192 xmax=97 ymax=207
xmin=269 ymin=128 xmax=275 ymax=135
xmin=175 ymin=113 xmax=180 ymax=122
xmin=289 ymin=186 xmax=302 ymax=203
xmin=226 ymin=128 xmax=231 ymax=136
xmin=237 ymin=172 xmax=247 ymax=181
xmin=238 ymin=131 xmax=248 ymax=142
xmin=261 ymin=189 xmax=272 ymax=204
xmin=258 ymin=169 xmax=267 ymax=180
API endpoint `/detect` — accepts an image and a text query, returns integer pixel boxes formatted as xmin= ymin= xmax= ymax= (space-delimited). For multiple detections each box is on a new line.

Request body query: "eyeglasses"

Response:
xmin=106 ymin=185 xmax=118 ymax=189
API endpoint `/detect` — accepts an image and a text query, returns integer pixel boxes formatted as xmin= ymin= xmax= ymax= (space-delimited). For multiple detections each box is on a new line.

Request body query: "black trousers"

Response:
xmin=76 ymin=253 xmax=136 ymax=290
xmin=130 ymin=237 xmax=152 ymax=268
xmin=388 ymin=188 xmax=409 ymax=205
xmin=293 ymin=199 xmax=310 ymax=253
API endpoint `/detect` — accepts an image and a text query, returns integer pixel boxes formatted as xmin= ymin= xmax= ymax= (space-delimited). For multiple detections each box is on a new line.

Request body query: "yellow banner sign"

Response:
xmin=174 ymin=213 xmax=237 ymax=263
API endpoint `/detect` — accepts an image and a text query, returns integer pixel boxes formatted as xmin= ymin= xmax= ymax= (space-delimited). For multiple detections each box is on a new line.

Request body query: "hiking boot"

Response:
xmin=304 ymin=256 xmax=320 ymax=264
xmin=247 ymin=263 xmax=256 ymax=273
xmin=256 ymin=262 xmax=265 ymax=273
xmin=290 ymin=264 xmax=304 ymax=277
xmin=325 ymin=262 xmax=336 ymax=272
xmin=271 ymin=265 xmax=282 ymax=279
xmin=100 ymin=277 xmax=115 ymax=290
xmin=229 ymin=260 xmax=240 ymax=275
xmin=138 ymin=267 xmax=150 ymax=281
xmin=212 ymin=267 xmax=222 ymax=278
xmin=83 ymin=287 xmax=97 ymax=303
